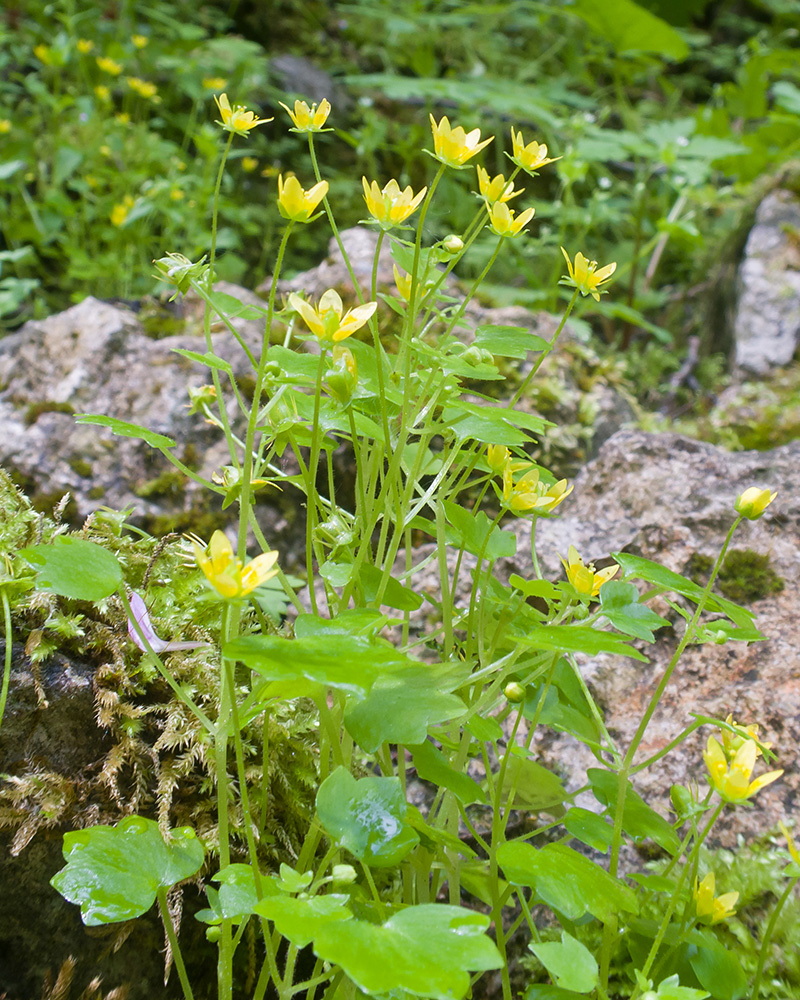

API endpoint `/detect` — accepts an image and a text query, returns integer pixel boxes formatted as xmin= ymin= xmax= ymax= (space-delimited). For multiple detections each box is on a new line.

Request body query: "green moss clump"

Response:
xmin=87 ymin=485 xmax=105 ymax=500
xmin=68 ymin=458 xmax=93 ymax=478
xmin=135 ymin=470 xmax=185 ymax=500
xmin=24 ymin=401 xmax=75 ymax=426
xmin=687 ymin=549 xmax=784 ymax=603
xmin=718 ymin=549 xmax=784 ymax=603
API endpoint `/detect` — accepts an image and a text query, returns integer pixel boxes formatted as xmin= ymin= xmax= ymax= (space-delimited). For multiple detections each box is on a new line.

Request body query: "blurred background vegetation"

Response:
xmin=1 ymin=0 xmax=799 ymax=404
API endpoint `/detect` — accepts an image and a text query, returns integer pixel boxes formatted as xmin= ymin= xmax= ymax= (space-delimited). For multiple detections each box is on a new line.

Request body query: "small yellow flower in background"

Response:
xmin=77 ymin=39 xmax=94 ymax=54
xmin=720 ymin=714 xmax=772 ymax=759
xmin=85 ymin=175 xmax=98 ymax=188
xmin=131 ymin=34 xmax=148 ymax=48
xmin=99 ymin=144 xmax=112 ymax=157
xmin=115 ymin=112 xmax=130 ymax=125
xmin=170 ymin=188 xmax=184 ymax=201
xmin=94 ymin=85 xmax=111 ymax=102
xmin=203 ymin=76 xmax=227 ymax=91
xmin=288 ymin=289 xmax=377 ymax=346
xmin=362 ymin=177 xmax=427 ymax=229
xmin=277 ymin=174 xmax=328 ymax=222
xmin=110 ymin=194 xmax=135 ymax=227
xmin=477 ymin=165 xmax=523 ymax=205
xmin=97 ymin=55 xmax=124 ymax=76
xmin=693 ymin=873 xmax=739 ymax=925
xmin=127 ymin=76 xmax=158 ymax=100
xmin=778 ymin=821 xmax=800 ymax=866
xmin=34 ymin=44 xmax=53 ymax=65
xmin=502 ymin=465 xmax=573 ymax=515
xmin=561 ymin=248 xmax=617 ymax=302
xmin=734 ymin=486 xmax=776 ymax=521
xmin=703 ymin=736 xmax=783 ymax=803
xmin=488 ymin=201 xmax=535 ymax=238
xmin=393 ymin=265 xmax=413 ymax=302
xmin=192 ymin=530 xmax=279 ymax=600
xmin=279 ymin=97 xmax=331 ymax=132
xmin=561 ymin=545 xmax=619 ymax=598
xmin=214 ymin=92 xmax=272 ymax=137
xmin=0 ymin=120 xmax=10 ymax=134
xmin=510 ymin=127 xmax=560 ymax=174
xmin=429 ymin=114 xmax=493 ymax=168
xmin=487 ymin=444 xmax=510 ymax=474
xmin=241 ymin=156 xmax=259 ymax=172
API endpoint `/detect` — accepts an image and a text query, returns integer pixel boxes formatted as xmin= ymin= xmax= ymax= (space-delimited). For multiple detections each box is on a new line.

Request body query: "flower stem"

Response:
xmin=157 ymin=887 xmax=195 ymax=1000
xmin=510 ymin=287 xmax=579 ymax=406
xmin=751 ymin=876 xmax=799 ymax=1000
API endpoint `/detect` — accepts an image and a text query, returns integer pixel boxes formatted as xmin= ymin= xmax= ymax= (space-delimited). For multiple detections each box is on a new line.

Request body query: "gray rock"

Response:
xmin=734 ymin=189 xmax=800 ymax=373
xmin=510 ymin=429 xmax=800 ymax=846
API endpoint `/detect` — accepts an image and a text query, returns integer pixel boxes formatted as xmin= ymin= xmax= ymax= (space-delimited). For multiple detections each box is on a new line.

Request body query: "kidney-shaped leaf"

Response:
xmin=51 ymin=816 xmax=203 ymax=926
xmin=344 ymin=666 xmax=465 ymax=752
xmin=21 ymin=537 xmax=122 ymax=601
xmin=254 ymin=893 xmax=352 ymax=948
xmin=497 ymin=841 xmax=638 ymax=923
xmin=316 ymin=767 xmax=419 ymax=868
xmin=314 ymin=904 xmax=502 ymax=1000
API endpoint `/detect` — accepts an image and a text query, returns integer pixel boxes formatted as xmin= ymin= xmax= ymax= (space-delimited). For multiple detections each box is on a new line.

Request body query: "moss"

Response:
xmin=87 ymin=485 xmax=105 ymax=500
xmin=718 ymin=549 xmax=784 ymax=603
xmin=24 ymin=400 xmax=75 ymax=426
xmin=67 ymin=458 xmax=92 ymax=478
xmin=135 ymin=470 xmax=185 ymax=500
xmin=686 ymin=549 xmax=784 ymax=603
xmin=138 ymin=301 xmax=186 ymax=339
xmin=140 ymin=507 xmax=227 ymax=539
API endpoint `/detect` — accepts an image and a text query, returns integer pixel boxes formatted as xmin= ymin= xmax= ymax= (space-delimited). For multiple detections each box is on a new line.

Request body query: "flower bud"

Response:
xmin=331 ymin=864 xmax=357 ymax=886
xmin=504 ymin=681 xmax=526 ymax=703
xmin=186 ymin=384 xmax=217 ymax=415
xmin=326 ymin=345 xmax=358 ymax=403
xmin=441 ymin=234 xmax=464 ymax=254
xmin=734 ymin=486 xmax=776 ymax=520
xmin=153 ymin=252 xmax=210 ymax=297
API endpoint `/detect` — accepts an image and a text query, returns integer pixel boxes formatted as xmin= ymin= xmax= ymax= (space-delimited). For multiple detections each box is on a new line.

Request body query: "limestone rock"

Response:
xmin=734 ymin=188 xmax=800 ymax=373
xmin=513 ymin=429 xmax=800 ymax=846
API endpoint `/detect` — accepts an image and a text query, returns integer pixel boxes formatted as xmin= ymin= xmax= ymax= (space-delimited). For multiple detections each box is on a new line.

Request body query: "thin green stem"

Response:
xmin=510 ymin=287 xmax=579 ymax=407
xmin=157 ymin=887 xmax=195 ymax=1000
xmin=305 ymin=347 xmax=329 ymax=615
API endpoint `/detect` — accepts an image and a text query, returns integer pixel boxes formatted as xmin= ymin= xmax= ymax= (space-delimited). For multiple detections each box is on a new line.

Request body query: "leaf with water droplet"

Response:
xmin=51 ymin=816 xmax=204 ymax=925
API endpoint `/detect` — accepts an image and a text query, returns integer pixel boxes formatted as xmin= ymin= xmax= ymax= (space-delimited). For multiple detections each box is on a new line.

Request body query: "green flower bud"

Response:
xmin=504 ymin=681 xmax=526 ymax=703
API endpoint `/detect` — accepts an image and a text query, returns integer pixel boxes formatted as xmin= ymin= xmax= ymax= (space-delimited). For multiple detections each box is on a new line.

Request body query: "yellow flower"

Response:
xmin=94 ymin=85 xmax=111 ymax=101
xmin=502 ymin=465 xmax=573 ymax=515
xmin=126 ymin=76 xmax=158 ymax=99
xmin=561 ymin=248 xmax=617 ymax=302
xmin=241 ymin=156 xmax=259 ymax=172
xmin=203 ymin=77 xmax=227 ymax=91
xmin=362 ymin=177 xmax=427 ymax=229
xmin=510 ymin=127 xmax=560 ymax=174
xmin=477 ymin=165 xmax=523 ymax=204
xmin=214 ymin=92 xmax=272 ymax=136
xmin=193 ymin=530 xmax=279 ymax=600
xmin=778 ymin=821 xmax=800 ymax=866
xmin=487 ymin=201 xmax=535 ymax=238
xmin=429 ymin=114 xmax=493 ymax=169
xmin=110 ymin=195 xmax=135 ymax=227
xmin=0 ymin=120 xmax=10 ymax=134
xmin=703 ymin=736 xmax=783 ymax=803
xmin=561 ymin=545 xmax=619 ymax=598
xmin=734 ymin=486 xmax=776 ymax=521
xmin=693 ymin=873 xmax=739 ymax=925
xmin=288 ymin=289 xmax=377 ymax=346
xmin=77 ymin=39 xmax=94 ymax=54
xmin=277 ymin=174 xmax=328 ymax=222
xmin=34 ymin=44 xmax=53 ymax=66
xmin=720 ymin=714 xmax=772 ymax=759
xmin=97 ymin=56 xmax=123 ymax=76
xmin=279 ymin=98 xmax=331 ymax=132
xmin=170 ymin=188 xmax=184 ymax=201
xmin=131 ymin=34 xmax=148 ymax=48
xmin=115 ymin=112 xmax=130 ymax=125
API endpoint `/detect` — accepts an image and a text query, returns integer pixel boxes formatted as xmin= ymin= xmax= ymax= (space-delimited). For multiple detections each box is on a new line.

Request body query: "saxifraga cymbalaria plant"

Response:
xmin=11 ymin=91 xmax=795 ymax=1000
